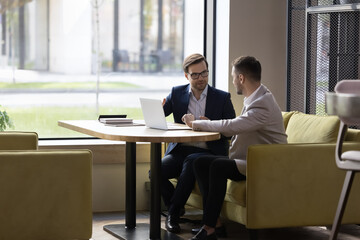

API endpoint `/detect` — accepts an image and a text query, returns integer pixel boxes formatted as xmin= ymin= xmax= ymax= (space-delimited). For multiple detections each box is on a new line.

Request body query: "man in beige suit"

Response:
xmin=182 ymin=56 xmax=287 ymax=240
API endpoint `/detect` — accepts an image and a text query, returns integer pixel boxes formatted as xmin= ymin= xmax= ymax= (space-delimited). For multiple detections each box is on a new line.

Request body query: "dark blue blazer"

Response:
xmin=163 ymin=84 xmax=236 ymax=156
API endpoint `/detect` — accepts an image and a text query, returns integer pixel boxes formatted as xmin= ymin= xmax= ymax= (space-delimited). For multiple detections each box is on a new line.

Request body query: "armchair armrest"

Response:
xmin=0 ymin=131 xmax=38 ymax=150
xmin=246 ymin=142 xmax=360 ymax=229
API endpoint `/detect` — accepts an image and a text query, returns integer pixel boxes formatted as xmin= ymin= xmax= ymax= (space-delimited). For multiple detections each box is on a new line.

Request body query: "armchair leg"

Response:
xmin=329 ymin=170 xmax=355 ymax=240
xmin=248 ymin=229 xmax=258 ymax=240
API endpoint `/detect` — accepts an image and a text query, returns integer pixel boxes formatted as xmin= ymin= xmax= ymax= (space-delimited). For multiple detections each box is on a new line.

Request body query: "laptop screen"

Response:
xmin=139 ymin=98 xmax=191 ymax=130
xmin=139 ymin=98 xmax=169 ymax=130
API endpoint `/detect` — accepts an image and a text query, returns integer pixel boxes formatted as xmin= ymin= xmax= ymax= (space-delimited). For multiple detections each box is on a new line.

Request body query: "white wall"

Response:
xmin=217 ymin=0 xmax=288 ymax=114
xmin=231 ymin=0 xmax=287 ymax=112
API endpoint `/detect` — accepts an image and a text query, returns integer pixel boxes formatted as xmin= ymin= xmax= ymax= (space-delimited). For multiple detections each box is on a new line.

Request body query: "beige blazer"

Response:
xmin=192 ymin=84 xmax=287 ymax=175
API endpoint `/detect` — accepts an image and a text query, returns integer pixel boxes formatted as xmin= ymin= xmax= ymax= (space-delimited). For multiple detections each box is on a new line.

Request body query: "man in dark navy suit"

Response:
xmin=161 ymin=53 xmax=236 ymax=233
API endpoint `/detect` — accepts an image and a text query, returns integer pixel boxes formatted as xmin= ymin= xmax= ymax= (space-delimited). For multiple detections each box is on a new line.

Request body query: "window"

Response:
xmin=287 ymin=0 xmax=360 ymax=114
xmin=0 ymin=0 xmax=204 ymax=138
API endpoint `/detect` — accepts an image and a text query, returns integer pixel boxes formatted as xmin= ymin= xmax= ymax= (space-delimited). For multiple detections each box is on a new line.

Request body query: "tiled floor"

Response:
xmin=91 ymin=209 xmax=360 ymax=240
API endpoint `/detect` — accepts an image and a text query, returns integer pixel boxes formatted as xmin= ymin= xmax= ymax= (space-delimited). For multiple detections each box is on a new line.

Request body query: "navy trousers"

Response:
xmin=161 ymin=145 xmax=211 ymax=215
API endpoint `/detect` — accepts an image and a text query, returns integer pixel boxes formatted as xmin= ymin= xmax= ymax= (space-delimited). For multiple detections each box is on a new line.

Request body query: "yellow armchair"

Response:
xmin=0 ymin=132 xmax=93 ymax=240
xmin=243 ymin=142 xmax=360 ymax=228
xmin=184 ymin=112 xmax=360 ymax=235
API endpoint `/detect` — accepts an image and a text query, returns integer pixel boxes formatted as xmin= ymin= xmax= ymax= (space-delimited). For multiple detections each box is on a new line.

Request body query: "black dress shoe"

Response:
xmin=190 ymin=228 xmax=217 ymax=240
xmin=191 ymin=225 xmax=227 ymax=237
xmin=165 ymin=215 xmax=181 ymax=233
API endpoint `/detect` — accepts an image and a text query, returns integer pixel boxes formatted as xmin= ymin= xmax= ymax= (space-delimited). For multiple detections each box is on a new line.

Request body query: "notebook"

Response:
xmin=139 ymin=98 xmax=192 ymax=130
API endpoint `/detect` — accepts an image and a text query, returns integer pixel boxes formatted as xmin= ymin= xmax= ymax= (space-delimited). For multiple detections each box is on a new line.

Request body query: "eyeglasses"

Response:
xmin=189 ymin=70 xmax=209 ymax=79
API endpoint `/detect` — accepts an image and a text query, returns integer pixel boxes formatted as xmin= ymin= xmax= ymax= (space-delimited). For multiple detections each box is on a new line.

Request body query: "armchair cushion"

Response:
xmin=281 ymin=111 xmax=296 ymax=129
xmin=286 ymin=112 xmax=340 ymax=143
xmin=224 ymin=180 xmax=246 ymax=207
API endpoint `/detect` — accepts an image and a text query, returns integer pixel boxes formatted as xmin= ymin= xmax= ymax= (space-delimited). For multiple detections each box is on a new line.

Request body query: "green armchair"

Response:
xmin=0 ymin=131 xmax=93 ymax=240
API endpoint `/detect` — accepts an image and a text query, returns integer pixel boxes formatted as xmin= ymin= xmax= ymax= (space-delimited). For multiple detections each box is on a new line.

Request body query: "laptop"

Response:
xmin=139 ymin=98 xmax=192 ymax=130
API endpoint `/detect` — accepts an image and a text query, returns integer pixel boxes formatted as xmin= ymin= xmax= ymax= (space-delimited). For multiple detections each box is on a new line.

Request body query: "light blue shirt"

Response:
xmin=184 ymin=85 xmax=209 ymax=149
xmin=187 ymin=85 xmax=208 ymax=119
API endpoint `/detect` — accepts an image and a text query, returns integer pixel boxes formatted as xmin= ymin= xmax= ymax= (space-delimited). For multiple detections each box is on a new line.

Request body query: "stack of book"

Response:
xmin=98 ymin=115 xmax=144 ymax=127
xmin=99 ymin=118 xmax=133 ymax=125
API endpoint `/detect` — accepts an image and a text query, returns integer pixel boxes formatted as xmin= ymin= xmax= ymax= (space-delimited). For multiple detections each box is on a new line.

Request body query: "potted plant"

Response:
xmin=0 ymin=105 xmax=13 ymax=131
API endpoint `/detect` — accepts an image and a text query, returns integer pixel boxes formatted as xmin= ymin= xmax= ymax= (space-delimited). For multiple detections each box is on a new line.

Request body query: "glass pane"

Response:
xmin=0 ymin=0 xmax=204 ymax=138
xmin=310 ymin=0 xmax=360 ymax=7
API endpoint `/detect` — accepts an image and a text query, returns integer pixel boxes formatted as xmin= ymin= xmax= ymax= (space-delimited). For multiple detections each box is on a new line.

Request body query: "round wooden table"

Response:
xmin=58 ymin=120 xmax=220 ymax=240
xmin=326 ymin=92 xmax=360 ymax=120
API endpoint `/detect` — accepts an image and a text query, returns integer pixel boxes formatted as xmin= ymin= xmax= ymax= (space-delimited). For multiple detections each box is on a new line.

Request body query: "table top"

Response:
xmin=58 ymin=120 xmax=221 ymax=143
xmin=325 ymin=92 xmax=360 ymax=117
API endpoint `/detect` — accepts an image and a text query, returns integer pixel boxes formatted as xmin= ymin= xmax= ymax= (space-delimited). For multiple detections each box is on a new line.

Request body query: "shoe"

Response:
xmin=165 ymin=214 xmax=181 ymax=233
xmin=191 ymin=225 xmax=227 ymax=237
xmin=190 ymin=228 xmax=217 ymax=240
xmin=162 ymin=207 xmax=184 ymax=218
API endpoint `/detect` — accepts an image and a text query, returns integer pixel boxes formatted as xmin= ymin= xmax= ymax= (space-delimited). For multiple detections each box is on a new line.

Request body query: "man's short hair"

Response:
xmin=182 ymin=53 xmax=208 ymax=73
xmin=232 ymin=56 xmax=261 ymax=81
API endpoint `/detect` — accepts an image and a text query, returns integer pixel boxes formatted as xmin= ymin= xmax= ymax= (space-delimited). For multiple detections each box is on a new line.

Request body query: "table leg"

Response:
xmin=126 ymin=142 xmax=136 ymax=229
xmin=104 ymin=142 xmax=183 ymax=240
xmin=149 ymin=143 xmax=184 ymax=240
xmin=150 ymin=143 xmax=162 ymax=239
xmin=104 ymin=142 xmax=138 ymax=239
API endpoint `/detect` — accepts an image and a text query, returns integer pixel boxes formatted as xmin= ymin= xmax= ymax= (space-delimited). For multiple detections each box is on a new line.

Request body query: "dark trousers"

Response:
xmin=161 ymin=145 xmax=211 ymax=215
xmin=193 ymin=155 xmax=246 ymax=227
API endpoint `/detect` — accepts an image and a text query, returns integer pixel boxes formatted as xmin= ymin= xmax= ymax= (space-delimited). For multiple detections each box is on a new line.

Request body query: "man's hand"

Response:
xmin=182 ymin=114 xmax=195 ymax=128
xmin=162 ymin=98 xmax=166 ymax=106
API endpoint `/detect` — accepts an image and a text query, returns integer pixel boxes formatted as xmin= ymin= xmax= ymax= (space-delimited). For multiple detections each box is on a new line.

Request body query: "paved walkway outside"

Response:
xmin=0 ymin=69 xmax=188 ymax=107
xmin=0 ymin=68 xmax=186 ymax=89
